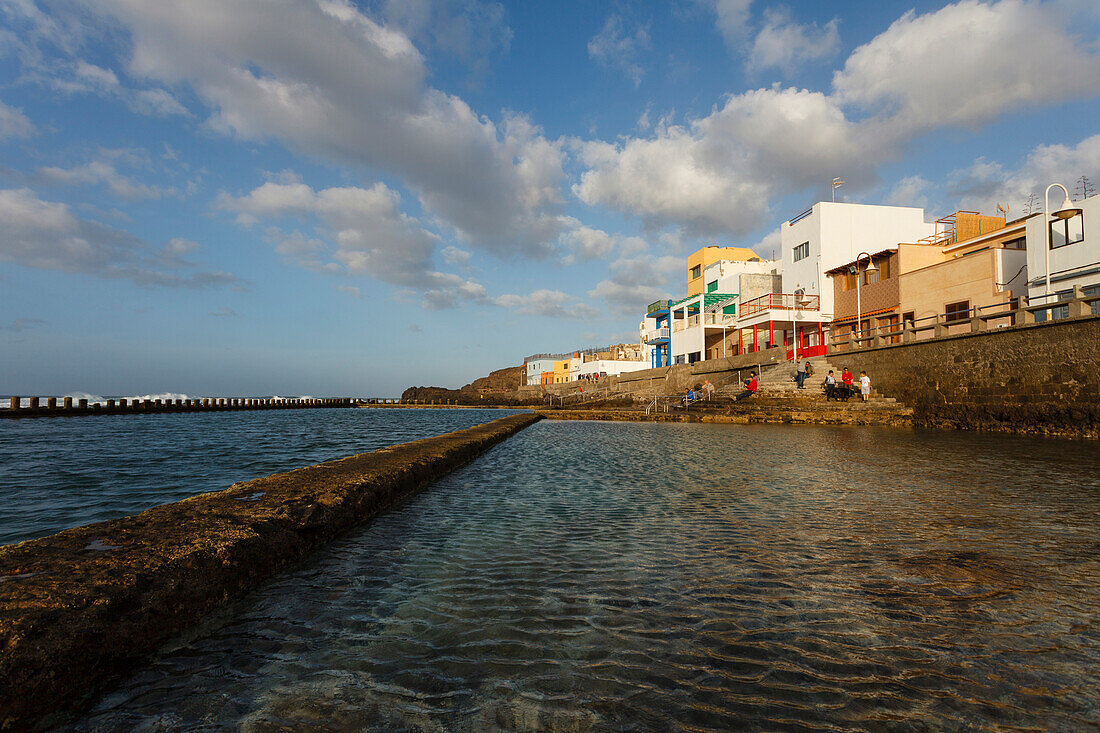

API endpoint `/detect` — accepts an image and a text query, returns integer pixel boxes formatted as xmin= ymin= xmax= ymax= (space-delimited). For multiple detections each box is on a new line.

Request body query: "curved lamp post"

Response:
xmin=1043 ymin=184 xmax=1083 ymax=316
xmin=853 ymin=252 xmax=877 ymax=348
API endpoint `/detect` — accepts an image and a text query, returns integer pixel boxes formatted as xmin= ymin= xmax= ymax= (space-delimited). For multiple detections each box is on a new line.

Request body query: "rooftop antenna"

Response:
xmin=996 ymin=202 xmax=1009 ymax=218
xmin=1022 ymin=192 xmax=1039 ymax=216
xmin=831 ymin=177 xmax=844 ymax=203
xmin=1075 ymin=175 xmax=1095 ymax=201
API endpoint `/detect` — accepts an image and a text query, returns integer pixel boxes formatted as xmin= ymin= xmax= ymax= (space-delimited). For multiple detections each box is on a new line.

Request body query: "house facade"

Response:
xmin=1024 ymin=193 xmax=1100 ymax=318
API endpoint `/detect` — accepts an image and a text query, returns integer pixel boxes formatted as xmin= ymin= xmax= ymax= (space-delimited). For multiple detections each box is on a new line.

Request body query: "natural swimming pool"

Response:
xmin=71 ymin=419 xmax=1100 ymax=731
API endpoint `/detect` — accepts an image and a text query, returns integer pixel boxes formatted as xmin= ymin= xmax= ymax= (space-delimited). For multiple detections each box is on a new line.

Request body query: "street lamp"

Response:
xmin=853 ymin=252 xmax=878 ymax=348
xmin=1043 ymin=183 xmax=1083 ymax=315
xmin=793 ymin=288 xmax=813 ymax=359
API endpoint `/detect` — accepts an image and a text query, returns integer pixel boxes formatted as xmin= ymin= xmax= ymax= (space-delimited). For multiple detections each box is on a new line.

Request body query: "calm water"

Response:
xmin=70 ymin=420 xmax=1099 ymax=731
xmin=0 ymin=408 xmax=522 ymax=546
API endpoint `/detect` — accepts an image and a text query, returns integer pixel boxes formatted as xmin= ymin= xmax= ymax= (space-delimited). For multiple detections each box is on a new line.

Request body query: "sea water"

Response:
xmin=70 ymin=420 xmax=1100 ymax=731
xmin=0 ymin=407 xmax=523 ymax=546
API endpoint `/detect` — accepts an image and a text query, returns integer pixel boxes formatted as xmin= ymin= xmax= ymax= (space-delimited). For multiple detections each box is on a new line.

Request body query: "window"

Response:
xmin=863 ymin=268 xmax=879 ymax=285
xmin=722 ymin=304 xmax=736 ymax=315
xmin=1003 ymin=237 xmax=1026 ymax=250
xmin=878 ymin=258 xmax=891 ymax=280
xmin=903 ymin=311 xmax=915 ymax=327
xmin=706 ymin=280 xmax=718 ymax=293
xmin=1050 ymin=213 xmax=1084 ymax=249
xmin=690 ymin=265 xmax=701 ymax=279
xmin=944 ymin=300 xmax=970 ymax=322
xmin=793 ymin=242 xmax=810 ymax=262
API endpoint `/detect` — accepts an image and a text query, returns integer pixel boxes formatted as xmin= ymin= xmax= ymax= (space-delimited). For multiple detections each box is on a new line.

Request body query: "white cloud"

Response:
xmin=588 ymin=14 xmax=651 ymax=87
xmin=834 ymin=0 xmax=1100 ymax=140
xmin=494 ymin=289 xmax=600 ymax=319
xmin=946 ymin=133 xmax=1100 ymax=215
xmin=0 ymin=187 xmax=240 ymax=288
xmin=0 ymin=100 xmax=33 ymax=139
xmin=577 ymin=0 xmax=1100 ymax=236
xmin=588 ymin=254 xmax=681 ymax=314
xmin=560 ymin=225 xmax=648 ymax=263
xmin=379 ymin=0 xmax=512 ymax=83
xmin=83 ymin=0 xmax=566 ymax=255
xmin=575 ymin=87 xmax=863 ymax=236
xmin=709 ymin=0 xmax=754 ymax=48
xmin=748 ymin=9 xmax=839 ymax=74
xmin=885 ymin=175 xmax=933 ymax=210
xmin=36 ymin=159 xmax=165 ymax=200
xmin=440 ymin=245 xmax=471 ymax=265
xmin=222 ymin=180 xmax=442 ymax=286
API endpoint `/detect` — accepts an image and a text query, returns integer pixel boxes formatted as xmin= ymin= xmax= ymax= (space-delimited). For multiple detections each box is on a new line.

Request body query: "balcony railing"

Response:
xmin=687 ymin=314 xmax=699 ymax=328
xmin=704 ymin=313 xmax=736 ymax=326
xmin=645 ymin=327 xmax=670 ymax=342
xmin=647 ymin=299 xmax=671 ymax=314
xmin=739 ymin=292 xmax=821 ymax=317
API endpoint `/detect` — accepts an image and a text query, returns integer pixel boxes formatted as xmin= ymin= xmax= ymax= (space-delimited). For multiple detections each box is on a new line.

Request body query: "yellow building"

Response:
xmin=553 ymin=359 xmax=571 ymax=384
xmin=687 ymin=246 xmax=761 ymax=295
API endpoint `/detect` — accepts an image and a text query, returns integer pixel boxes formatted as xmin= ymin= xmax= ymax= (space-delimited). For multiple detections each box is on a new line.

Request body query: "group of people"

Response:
xmin=681 ymin=380 xmax=717 ymax=406
xmin=579 ymin=373 xmax=602 ymax=384
xmin=822 ymin=366 xmax=872 ymax=401
xmin=678 ymin=361 xmax=872 ymax=406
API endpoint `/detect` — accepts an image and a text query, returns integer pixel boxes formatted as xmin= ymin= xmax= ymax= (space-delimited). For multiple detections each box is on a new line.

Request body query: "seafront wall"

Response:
xmin=0 ymin=412 xmax=541 ymax=730
xmin=836 ymin=314 xmax=1100 ymax=438
xmin=1 ymin=396 xmax=354 ymax=419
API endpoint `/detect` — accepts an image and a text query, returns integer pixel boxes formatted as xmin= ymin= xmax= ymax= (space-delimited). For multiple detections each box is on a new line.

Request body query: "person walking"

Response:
xmin=859 ymin=371 xmax=871 ymax=402
xmin=795 ymin=358 xmax=808 ymax=389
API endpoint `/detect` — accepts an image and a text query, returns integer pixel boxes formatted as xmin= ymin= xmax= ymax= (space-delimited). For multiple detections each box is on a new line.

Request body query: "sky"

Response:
xmin=2 ymin=0 xmax=1099 ymax=397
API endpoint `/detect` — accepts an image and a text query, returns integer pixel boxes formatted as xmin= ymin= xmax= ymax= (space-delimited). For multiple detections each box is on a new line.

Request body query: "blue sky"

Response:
xmin=2 ymin=0 xmax=1099 ymax=396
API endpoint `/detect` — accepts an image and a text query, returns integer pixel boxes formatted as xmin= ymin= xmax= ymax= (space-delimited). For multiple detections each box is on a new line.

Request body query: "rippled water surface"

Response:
xmin=70 ymin=421 xmax=1100 ymax=731
xmin=0 ymin=408 xmax=522 ymax=546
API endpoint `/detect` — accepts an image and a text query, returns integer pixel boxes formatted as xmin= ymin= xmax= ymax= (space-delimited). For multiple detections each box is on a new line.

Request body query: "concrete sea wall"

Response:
xmin=835 ymin=315 xmax=1100 ymax=438
xmin=0 ymin=413 xmax=541 ymax=730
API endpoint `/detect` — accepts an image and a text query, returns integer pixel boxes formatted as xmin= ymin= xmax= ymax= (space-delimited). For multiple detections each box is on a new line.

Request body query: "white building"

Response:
xmin=524 ymin=356 xmax=559 ymax=386
xmin=1024 ymin=193 xmax=1100 ymax=318
xmin=781 ymin=202 xmax=935 ymax=318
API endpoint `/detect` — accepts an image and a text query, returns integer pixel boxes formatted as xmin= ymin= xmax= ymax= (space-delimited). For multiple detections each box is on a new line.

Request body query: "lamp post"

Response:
xmin=853 ymin=252 xmax=878 ymax=349
xmin=1043 ymin=183 xmax=1083 ymax=317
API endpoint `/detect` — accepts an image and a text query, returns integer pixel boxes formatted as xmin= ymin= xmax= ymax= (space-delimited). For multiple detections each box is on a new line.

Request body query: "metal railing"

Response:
xmin=829 ymin=286 xmax=1100 ymax=352
xmin=647 ymin=299 xmax=671 ymax=314
xmin=645 ymin=327 xmax=670 ymax=342
xmin=740 ymin=292 xmax=821 ymax=317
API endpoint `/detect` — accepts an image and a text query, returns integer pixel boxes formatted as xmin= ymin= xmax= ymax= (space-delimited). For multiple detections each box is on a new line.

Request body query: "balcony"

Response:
xmin=647 ymin=299 xmax=671 ymax=315
xmin=645 ymin=327 xmax=670 ymax=343
xmin=739 ymin=292 xmax=820 ymax=318
xmin=703 ymin=312 xmax=736 ymax=326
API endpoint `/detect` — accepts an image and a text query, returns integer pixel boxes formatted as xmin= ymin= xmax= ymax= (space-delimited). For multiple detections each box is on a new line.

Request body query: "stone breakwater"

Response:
xmin=0 ymin=412 xmax=541 ymax=731
xmin=537 ymin=403 xmax=913 ymax=427
xmin=1 ymin=396 xmax=354 ymax=419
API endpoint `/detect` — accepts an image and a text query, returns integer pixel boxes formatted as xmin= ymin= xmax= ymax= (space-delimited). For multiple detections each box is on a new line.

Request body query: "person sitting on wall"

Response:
xmin=682 ymin=387 xmax=695 ymax=407
xmin=733 ymin=372 xmax=757 ymax=401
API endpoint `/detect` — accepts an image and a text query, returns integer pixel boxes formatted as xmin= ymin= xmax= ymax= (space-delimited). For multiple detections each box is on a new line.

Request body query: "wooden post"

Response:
xmin=79 ymin=399 xmax=88 ymax=409
xmin=29 ymin=397 xmax=39 ymax=409
xmin=64 ymin=397 xmax=73 ymax=409
xmin=106 ymin=399 xmax=115 ymax=408
xmin=9 ymin=397 xmax=18 ymax=409
xmin=48 ymin=397 xmax=57 ymax=408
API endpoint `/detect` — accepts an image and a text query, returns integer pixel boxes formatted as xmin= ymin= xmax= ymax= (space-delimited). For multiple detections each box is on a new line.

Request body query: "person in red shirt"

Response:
xmin=841 ymin=367 xmax=853 ymax=386
xmin=734 ymin=372 xmax=757 ymax=401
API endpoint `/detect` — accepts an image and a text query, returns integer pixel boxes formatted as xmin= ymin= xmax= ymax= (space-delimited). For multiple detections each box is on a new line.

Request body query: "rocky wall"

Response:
xmin=836 ymin=315 xmax=1100 ymax=438
xmin=0 ymin=413 xmax=542 ymax=730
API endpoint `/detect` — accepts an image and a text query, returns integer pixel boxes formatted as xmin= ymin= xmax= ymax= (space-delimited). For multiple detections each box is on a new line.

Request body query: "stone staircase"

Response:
xmin=708 ymin=357 xmax=912 ymax=424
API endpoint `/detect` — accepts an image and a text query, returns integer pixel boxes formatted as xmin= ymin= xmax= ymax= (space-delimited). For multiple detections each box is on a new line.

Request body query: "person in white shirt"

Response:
xmin=859 ymin=371 xmax=871 ymax=401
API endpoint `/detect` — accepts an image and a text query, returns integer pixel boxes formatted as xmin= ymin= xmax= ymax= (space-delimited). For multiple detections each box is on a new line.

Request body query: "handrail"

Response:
xmin=828 ymin=285 xmax=1099 ymax=352
xmin=740 ymin=292 xmax=821 ymax=317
